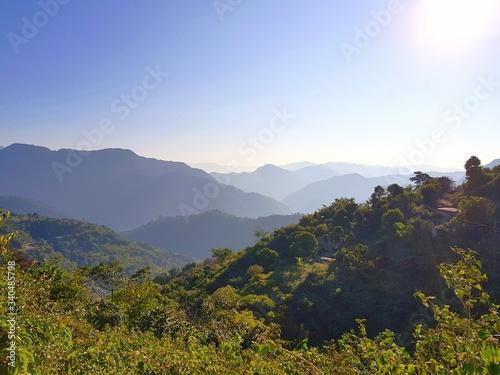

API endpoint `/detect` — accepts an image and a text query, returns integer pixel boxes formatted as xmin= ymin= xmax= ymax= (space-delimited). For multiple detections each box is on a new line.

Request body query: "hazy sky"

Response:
xmin=1 ymin=0 xmax=499 ymax=169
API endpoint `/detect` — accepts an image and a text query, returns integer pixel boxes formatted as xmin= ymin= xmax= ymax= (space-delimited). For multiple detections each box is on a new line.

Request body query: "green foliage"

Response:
xmin=0 ymin=214 xmax=195 ymax=276
xmin=387 ymin=183 xmax=405 ymax=197
xmin=381 ymin=208 xmax=405 ymax=233
xmin=339 ymin=244 xmax=369 ymax=271
xmin=247 ymin=264 xmax=264 ymax=278
xmin=410 ymin=171 xmax=431 ymax=186
xmin=289 ymin=231 xmax=318 ymax=258
xmin=456 ymin=196 xmax=495 ymax=225
xmin=420 ymin=179 xmax=443 ymax=206
xmin=210 ymin=247 xmax=233 ymax=262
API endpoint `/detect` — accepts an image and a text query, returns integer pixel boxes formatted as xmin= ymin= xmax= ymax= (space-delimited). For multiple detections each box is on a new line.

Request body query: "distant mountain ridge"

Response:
xmin=0 ymin=144 xmax=293 ymax=231
xmin=124 ymin=210 xmax=303 ymax=260
xmin=211 ymin=164 xmax=310 ymax=200
xmin=211 ymin=161 xmax=465 ymax=206
xmin=280 ymin=161 xmax=462 ymax=176
xmin=486 ymin=159 xmax=500 ymax=169
xmin=282 ymin=171 xmax=466 ymax=213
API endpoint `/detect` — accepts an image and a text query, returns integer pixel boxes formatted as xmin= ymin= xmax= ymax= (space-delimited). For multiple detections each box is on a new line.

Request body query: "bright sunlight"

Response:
xmin=422 ymin=0 xmax=498 ymax=42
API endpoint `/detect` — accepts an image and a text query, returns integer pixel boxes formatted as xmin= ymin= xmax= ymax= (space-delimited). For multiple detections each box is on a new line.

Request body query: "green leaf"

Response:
xmin=482 ymin=343 xmax=500 ymax=364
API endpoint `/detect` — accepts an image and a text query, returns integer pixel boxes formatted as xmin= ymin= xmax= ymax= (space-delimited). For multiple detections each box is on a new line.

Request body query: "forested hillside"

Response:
xmin=0 ymin=214 xmax=195 ymax=275
xmin=161 ymin=157 xmax=500 ymax=345
xmin=0 ymin=156 xmax=499 ymax=374
xmin=124 ymin=211 xmax=303 ymax=259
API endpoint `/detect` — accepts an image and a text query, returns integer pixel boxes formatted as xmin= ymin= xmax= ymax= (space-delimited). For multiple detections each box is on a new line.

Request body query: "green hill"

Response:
xmin=162 ymin=156 xmax=500 ymax=345
xmin=124 ymin=211 xmax=303 ymax=260
xmin=0 ymin=213 xmax=196 ymax=275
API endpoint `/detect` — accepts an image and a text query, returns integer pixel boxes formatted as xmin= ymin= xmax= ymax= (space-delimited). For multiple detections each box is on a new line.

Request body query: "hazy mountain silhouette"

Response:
xmin=282 ymin=172 xmax=465 ymax=213
xmin=211 ymin=164 xmax=309 ymax=200
xmin=292 ymin=165 xmax=337 ymax=182
xmin=210 ymin=161 xmax=464 ymax=205
xmin=286 ymin=162 xmax=461 ymax=178
xmin=123 ymin=210 xmax=303 ymax=260
xmin=280 ymin=161 xmax=318 ymax=171
xmin=486 ymin=158 xmax=500 ymax=169
xmin=0 ymin=144 xmax=292 ymax=231
xmin=188 ymin=162 xmax=257 ymax=173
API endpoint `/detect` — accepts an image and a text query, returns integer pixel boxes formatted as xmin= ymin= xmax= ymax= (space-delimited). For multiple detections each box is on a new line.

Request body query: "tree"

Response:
xmin=131 ymin=266 xmax=151 ymax=283
xmin=420 ymin=180 xmax=443 ymax=206
xmin=289 ymin=231 xmax=319 ymax=258
xmin=436 ymin=176 xmax=455 ymax=194
xmin=247 ymin=264 xmax=264 ymax=279
xmin=464 ymin=156 xmax=489 ymax=192
xmin=81 ymin=261 xmax=127 ymax=299
xmin=381 ymin=208 xmax=404 ymax=233
xmin=211 ymin=248 xmax=233 ymax=262
xmin=464 ymin=155 xmax=481 ymax=173
xmin=410 ymin=171 xmax=431 ymax=187
xmin=456 ymin=196 xmax=495 ymax=225
xmin=254 ymin=229 xmax=269 ymax=240
xmin=255 ymin=247 xmax=279 ymax=270
xmin=387 ymin=183 xmax=404 ymax=197
xmin=370 ymin=185 xmax=386 ymax=207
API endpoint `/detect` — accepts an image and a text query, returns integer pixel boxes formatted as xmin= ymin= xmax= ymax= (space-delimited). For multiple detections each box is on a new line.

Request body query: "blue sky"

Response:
xmin=1 ymin=0 xmax=499 ymax=169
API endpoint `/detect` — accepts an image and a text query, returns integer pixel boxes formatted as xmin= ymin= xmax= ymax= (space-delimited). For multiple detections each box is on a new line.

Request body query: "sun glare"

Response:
xmin=422 ymin=0 xmax=498 ymax=42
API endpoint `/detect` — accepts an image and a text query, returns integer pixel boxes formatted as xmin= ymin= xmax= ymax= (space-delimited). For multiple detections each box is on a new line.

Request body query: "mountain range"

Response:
xmin=211 ymin=162 xmax=465 ymax=202
xmin=211 ymin=164 xmax=311 ymax=201
xmin=282 ymin=171 xmax=466 ymax=213
xmin=1 ymin=144 xmax=496 ymax=257
xmin=0 ymin=144 xmax=292 ymax=231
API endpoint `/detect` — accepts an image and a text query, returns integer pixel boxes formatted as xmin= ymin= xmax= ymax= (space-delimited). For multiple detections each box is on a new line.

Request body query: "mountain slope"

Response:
xmin=0 ymin=214 xmax=196 ymax=275
xmin=282 ymin=174 xmax=403 ymax=212
xmin=163 ymin=162 xmax=500 ymax=345
xmin=124 ymin=210 xmax=303 ymax=260
xmin=211 ymin=164 xmax=309 ymax=201
xmin=486 ymin=158 xmax=500 ymax=169
xmin=0 ymin=144 xmax=292 ymax=231
xmin=292 ymin=165 xmax=337 ymax=183
xmin=0 ymin=196 xmax=71 ymax=218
